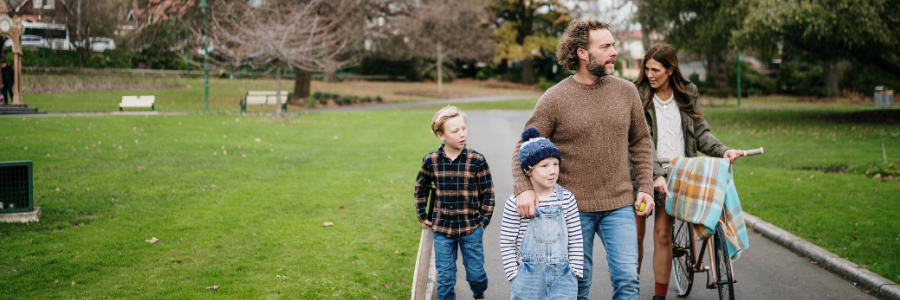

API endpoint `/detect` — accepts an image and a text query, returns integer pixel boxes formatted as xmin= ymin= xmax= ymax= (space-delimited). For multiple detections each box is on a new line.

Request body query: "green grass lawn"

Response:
xmin=0 ymin=112 xmax=440 ymax=298
xmin=22 ymin=78 xmax=536 ymax=113
xmin=2 ymin=93 xmax=898 ymax=299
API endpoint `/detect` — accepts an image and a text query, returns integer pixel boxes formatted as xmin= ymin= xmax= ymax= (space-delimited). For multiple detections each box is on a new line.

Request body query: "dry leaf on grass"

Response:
xmin=323 ymin=222 xmax=334 ymax=226
xmin=145 ymin=237 xmax=159 ymax=243
xmin=857 ymin=265 xmax=868 ymax=269
xmin=384 ymin=283 xmax=392 ymax=288
xmin=71 ymin=282 xmax=75 ymax=286
xmin=339 ymin=206 xmax=345 ymax=209
xmin=54 ymin=280 xmax=58 ymax=284
xmin=810 ymin=261 xmax=818 ymax=265
xmin=207 ymin=285 xmax=220 ymax=290
xmin=853 ymin=235 xmax=859 ymax=240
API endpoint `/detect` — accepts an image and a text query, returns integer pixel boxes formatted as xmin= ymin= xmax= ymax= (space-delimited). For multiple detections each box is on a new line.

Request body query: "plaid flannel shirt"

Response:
xmin=415 ymin=145 xmax=494 ymax=238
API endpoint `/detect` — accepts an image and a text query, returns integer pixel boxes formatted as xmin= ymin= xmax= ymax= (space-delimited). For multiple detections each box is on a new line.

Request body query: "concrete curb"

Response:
xmin=744 ymin=213 xmax=900 ymax=299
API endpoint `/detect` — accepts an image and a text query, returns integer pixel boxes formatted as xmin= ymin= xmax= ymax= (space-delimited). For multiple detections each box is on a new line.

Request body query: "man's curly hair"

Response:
xmin=556 ymin=20 xmax=611 ymax=71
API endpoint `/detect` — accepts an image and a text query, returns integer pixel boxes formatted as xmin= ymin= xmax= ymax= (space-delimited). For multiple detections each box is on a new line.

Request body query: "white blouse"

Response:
xmin=653 ymin=92 xmax=685 ymax=168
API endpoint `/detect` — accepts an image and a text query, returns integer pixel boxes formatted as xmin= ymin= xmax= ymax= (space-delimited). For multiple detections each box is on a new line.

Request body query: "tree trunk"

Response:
xmin=823 ymin=62 xmax=839 ymax=97
xmin=275 ymin=65 xmax=282 ymax=118
xmin=436 ymin=42 xmax=442 ymax=93
xmin=522 ymin=58 xmax=534 ymax=85
xmin=641 ymin=27 xmax=652 ymax=54
xmin=77 ymin=0 xmax=85 ymax=69
xmin=293 ymin=67 xmax=311 ymax=99
xmin=706 ymin=52 xmax=729 ymax=91
xmin=324 ymin=60 xmax=337 ymax=82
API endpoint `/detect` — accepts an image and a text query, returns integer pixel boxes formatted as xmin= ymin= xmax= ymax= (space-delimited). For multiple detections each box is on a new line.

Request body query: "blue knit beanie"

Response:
xmin=519 ymin=127 xmax=561 ymax=174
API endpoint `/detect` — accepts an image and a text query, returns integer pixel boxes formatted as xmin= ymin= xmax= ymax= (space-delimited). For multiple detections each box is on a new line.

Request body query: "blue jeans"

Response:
xmin=434 ymin=227 xmax=488 ymax=300
xmin=578 ymin=206 xmax=640 ymax=300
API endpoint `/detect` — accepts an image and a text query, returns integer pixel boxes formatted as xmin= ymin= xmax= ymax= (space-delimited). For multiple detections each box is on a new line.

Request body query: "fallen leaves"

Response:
xmin=71 ymin=282 xmax=75 ymax=286
xmin=338 ymin=206 xmax=344 ymax=209
xmin=255 ymin=138 xmax=261 ymax=142
xmin=145 ymin=237 xmax=159 ymax=243
xmin=810 ymin=261 xmax=818 ymax=265
xmin=384 ymin=283 xmax=392 ymax=288
xmin=54 ymin=280 xmax=58 ymax=284
xmin=323 ymin=222 xmax=334 ymax=226
xmin=207 ymin=285 xmax=220 ymax=290
xmin=853 ymin=235 xmax=859 ymax=240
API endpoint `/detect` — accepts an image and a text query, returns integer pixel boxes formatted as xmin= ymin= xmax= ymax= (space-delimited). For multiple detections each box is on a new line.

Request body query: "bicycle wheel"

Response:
xmin=714 ymin=223 xmax=735 ymax=300
xmin=671 ymin=218 xmax=694 ymax=297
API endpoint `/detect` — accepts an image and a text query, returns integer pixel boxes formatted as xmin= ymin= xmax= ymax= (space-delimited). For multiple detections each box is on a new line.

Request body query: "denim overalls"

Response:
xmin=511 ymin=184 xmax=577 ymax=300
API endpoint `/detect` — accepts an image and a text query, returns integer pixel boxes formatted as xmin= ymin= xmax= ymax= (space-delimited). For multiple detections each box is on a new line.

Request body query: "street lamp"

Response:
xmin=199 ymin=0 xmax=209 ymax=113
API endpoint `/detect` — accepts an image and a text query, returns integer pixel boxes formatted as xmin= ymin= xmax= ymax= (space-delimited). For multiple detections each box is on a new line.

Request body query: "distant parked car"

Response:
xmin=73 ymin=37 xmax=116 ymax=52
xmin=3 ymin=34 xmax=49 ymax=49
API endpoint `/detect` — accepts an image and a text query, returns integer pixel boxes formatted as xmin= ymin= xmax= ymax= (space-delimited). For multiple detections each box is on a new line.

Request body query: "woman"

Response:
xmin=632 ymin=44 xmax=742 ymax=300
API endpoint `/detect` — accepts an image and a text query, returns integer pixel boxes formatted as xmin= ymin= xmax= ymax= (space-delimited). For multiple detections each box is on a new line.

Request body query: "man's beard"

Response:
xmin=587 ymin=53 xmax=615 ymax=78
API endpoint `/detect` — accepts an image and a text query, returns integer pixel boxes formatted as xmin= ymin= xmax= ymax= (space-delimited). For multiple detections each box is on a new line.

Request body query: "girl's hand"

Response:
xmin=723 ymin=149 xmax=743 ymax=164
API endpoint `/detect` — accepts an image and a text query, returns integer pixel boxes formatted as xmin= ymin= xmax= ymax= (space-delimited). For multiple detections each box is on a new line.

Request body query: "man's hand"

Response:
xmin=516 ymin=190 xmax=538 ymax=218
xmin=723 ymin=149 xmax=743 ymax=164
xmin=653 ymin=176 xmax=670 ymax=200
xmin=635 ymin=191 xmax=654 ymax=217
xmin=421 ymin=220 xmax=433 ymax=229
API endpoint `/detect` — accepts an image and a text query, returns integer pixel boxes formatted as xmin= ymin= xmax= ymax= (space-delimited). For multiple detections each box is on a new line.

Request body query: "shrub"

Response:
xmin=305 ymin=96 xmax=317 ymax=108
xmin=535 ymin=77 xmax=558 ymax=91
xmin=363 ymin=96 xmax=372 ymax=103
xmin=376 ymin=96 xmax=383 ymax=102
xmin=313 ymin=92 xmax=323 ymax=100
xmin=475 ymin=67 xmax=492 ymax=81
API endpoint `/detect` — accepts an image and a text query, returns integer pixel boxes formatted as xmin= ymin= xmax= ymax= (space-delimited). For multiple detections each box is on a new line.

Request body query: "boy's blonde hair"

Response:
xmin=431 ymin=105 xmax=466 ymax=135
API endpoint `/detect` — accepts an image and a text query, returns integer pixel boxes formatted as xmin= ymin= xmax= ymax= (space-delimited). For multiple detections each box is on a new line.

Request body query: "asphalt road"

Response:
xmin=444 ymin=111 xmax=874 ymax=299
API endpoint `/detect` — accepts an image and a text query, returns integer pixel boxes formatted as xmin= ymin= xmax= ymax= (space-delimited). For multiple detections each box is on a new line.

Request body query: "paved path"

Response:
xmin=446 ymin=111 xmax=873 ymax=299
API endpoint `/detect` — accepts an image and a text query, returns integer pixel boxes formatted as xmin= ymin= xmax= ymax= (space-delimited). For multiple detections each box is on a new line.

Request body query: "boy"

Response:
xmin=415 ymin=106 xmax=494 ymax=300
xmin=500 ymin=128 xmax=583 ymax=299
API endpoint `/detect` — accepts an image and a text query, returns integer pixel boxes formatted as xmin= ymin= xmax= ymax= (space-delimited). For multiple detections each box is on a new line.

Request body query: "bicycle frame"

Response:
xmin=689 ymin=218 xmax=737 ymax=289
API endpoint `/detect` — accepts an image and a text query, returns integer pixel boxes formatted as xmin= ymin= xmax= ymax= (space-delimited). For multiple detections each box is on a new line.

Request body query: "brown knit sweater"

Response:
xmin=512 ymin=76 xmax=655 ymax=212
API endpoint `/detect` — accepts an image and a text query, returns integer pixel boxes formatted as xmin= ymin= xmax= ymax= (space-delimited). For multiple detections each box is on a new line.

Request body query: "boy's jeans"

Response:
xmin=577 ymin=206 xmax=640 ymax=300
xmin=433 ymin=226 xmax=488 ymax=300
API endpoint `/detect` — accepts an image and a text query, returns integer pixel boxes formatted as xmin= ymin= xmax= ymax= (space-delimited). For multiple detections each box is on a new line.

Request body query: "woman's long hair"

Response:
xmin=633 ymin=44 xmax=701 ymax=118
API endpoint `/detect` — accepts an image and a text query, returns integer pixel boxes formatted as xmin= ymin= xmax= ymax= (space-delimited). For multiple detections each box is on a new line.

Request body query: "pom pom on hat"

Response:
xmin=518 ymin=127 xmax=561 ymax=174
xmin=521 ymin=127 xmax=542 ymax=142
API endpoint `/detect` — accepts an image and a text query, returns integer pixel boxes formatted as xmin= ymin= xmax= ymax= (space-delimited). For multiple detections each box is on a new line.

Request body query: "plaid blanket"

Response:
xmin=665 ymin=156 xmax=749 ymax=260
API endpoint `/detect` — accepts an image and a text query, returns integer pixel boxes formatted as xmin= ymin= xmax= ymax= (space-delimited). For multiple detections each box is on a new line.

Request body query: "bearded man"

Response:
xmin=510 ymin=20 xmax=655 ymax=300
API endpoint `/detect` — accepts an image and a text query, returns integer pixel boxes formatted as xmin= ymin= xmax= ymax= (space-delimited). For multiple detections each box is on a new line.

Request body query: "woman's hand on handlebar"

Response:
xmin=723 ymin=149 xmax=743 ymax=164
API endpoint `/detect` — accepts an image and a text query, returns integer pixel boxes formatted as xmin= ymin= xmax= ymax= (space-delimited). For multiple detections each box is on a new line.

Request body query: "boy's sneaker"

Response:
xmin=473 ymin=294 xmax=485 ymax=300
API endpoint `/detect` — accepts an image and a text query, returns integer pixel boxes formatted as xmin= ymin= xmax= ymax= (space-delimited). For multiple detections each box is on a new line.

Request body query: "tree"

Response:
xmin=64 ymin=0 xmax=118 ymax=68
xmin=196 ymin=0 xmax=358 ymax=117
xmin=487 ymin=0 xmax=570 ymax=85
xmin=636 ymin=0 xmax=747 ymax=91
xmin=738 ymin=0 xmax=900 ymax=96
xmin=370 ymin=0 xmax=492 ymax=92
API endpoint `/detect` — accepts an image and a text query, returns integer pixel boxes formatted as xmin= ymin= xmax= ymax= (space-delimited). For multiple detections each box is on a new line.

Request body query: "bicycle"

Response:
xmin=659 ymin=148 xmax=763 ymax=300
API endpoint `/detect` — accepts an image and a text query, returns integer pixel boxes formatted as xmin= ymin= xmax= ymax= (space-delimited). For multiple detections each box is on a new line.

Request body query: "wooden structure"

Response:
xmin=0 ymin=2 xmax=23 ymax=105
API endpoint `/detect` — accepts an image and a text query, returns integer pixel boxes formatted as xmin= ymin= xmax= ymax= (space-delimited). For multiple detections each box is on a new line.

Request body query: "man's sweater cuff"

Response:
xmin=512 ymin=182 xmax=533 ymax=197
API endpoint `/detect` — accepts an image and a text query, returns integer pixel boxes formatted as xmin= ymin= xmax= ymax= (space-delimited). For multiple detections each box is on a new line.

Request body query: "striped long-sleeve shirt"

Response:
xmin=499 ymin=188 xmax=583 ymax=282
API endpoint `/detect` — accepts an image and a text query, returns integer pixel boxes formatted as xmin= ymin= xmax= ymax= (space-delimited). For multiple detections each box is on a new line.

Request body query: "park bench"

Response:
xmin=240 ymin=91 xmax=292 ymax=113
xmin=119 ymin=96 xmax=155 ymax=111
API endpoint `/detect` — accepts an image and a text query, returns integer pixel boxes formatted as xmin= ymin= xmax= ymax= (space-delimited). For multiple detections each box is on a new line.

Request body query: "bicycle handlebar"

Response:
xmin=657 ymin=147 xmax=764 ymax=164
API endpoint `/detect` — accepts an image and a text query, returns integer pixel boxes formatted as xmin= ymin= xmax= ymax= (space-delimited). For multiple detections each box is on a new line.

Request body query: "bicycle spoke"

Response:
xmin=672 ymin=218 xmax=694 ymax=297
xmin=715 ymin=223 xmax=735 ymax=300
